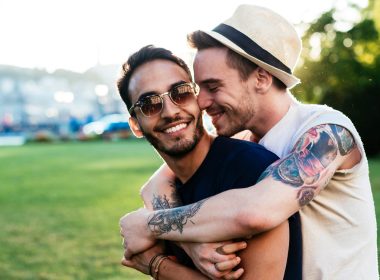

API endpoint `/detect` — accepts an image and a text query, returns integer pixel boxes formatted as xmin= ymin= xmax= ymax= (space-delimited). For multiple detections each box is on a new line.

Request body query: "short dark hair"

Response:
xmin=117 ymin=45 xmax=193 ymax=113
xmin=187 ymin=31 xmax=286 ymax=89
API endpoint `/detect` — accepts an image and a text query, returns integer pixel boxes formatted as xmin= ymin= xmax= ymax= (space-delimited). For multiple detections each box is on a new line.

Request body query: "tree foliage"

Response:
xmin=294 ymin=1 xmax=380 ymax=156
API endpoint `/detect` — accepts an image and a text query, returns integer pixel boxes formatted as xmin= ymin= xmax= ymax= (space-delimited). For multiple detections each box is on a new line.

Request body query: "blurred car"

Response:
xmin=81 ymin=114 xmax=131 ymax=140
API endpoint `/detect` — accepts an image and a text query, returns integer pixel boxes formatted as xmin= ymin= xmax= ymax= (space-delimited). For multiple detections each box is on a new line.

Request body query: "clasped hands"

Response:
xmin=119 ymin=207 xmax=247 ymax=279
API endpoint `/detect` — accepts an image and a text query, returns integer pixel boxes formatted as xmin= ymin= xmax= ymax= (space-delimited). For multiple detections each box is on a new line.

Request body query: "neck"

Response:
xmin=160 ymin=132 xmax=214 ymax=183
xmin=247 ymin=90 xmax=294 ymax=140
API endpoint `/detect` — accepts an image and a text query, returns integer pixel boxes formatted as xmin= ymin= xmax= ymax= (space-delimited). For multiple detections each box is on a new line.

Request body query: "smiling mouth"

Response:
xmin=208 ymin=111 xmax=224 ymax=125
xmin=163 ymin=122 xmax=188 ymax=134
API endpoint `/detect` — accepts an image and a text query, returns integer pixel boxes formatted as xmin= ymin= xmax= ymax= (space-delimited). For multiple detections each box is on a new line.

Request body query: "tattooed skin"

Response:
xmin=151 ymin=180 xmax=183 ymax=210
xmin=297 ymin=186 xmax=318 ymax=207
xmin=259 ymin=124 xmax=356 ymax=207
xmin=330 ymin=125 xmax=356 ymax=155
xmin=148 ymin=199 xmax=207 ymax=235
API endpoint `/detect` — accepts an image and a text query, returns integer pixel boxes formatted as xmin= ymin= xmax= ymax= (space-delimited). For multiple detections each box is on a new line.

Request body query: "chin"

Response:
xmin=162 ymin=139 xmax=198 ymax=157
xmin=216 ymin=126 xmax=233 ymax=137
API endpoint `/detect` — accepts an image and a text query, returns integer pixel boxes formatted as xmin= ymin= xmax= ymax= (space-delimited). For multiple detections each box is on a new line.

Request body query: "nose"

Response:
xmin=160 ymin=95 xmax=180 ymax=118
xmin=197 ymin=88 xmax=213 ymax=111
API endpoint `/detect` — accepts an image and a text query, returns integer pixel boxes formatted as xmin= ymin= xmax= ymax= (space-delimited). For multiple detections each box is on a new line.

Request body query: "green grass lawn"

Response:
xmin=0 ymin=140 xmax=379 ymax=279
xmin=0 ymin=140 xmax=161 ymax=280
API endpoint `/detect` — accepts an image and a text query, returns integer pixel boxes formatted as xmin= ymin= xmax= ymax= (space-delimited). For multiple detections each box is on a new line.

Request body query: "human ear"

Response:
xmin=255 ymin=68 xmax=272 ymax=92
xmin=129 ymin=117 xmax=144 ymax=138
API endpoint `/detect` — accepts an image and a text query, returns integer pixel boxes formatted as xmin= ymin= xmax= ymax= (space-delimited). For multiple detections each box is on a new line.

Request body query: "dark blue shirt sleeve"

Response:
xmin=217 ymin=144 xmax=279 ymax=192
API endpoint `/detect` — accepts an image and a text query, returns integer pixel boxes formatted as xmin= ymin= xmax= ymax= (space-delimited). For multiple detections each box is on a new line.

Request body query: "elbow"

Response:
xmin=236 ymin=208 xmax=277 ymax=234
xmin=139 ymin=181 xmax=154 ymax=206
xmin=139 ymin=183 xmax=149 ymax=199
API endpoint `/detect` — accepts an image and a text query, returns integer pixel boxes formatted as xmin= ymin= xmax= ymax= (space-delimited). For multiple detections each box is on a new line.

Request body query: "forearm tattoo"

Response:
xmin=148 ymin=199 xmax=207 ymax=235
xmin=259 ymin=124 xmax=356 ymax=206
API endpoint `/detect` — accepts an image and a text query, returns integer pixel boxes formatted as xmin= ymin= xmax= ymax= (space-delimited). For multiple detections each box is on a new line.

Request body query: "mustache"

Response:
xmin=154 ymin=115 xmax=193 ymax=131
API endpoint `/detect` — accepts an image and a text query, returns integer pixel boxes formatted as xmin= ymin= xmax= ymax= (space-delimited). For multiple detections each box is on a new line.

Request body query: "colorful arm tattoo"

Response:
xmin=259 ymin=124 xmax=356 ymax=206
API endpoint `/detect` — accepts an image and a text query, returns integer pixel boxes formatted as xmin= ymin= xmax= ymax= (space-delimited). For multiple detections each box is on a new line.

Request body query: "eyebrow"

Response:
xmin=138 ymin=80 xmax=188 ymax=100
xmin=198 ymin=78 xmax=223 ymax=86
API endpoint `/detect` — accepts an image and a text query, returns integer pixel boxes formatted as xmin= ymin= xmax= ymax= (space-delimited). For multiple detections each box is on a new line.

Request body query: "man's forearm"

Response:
xmin=147 ymin=191 xmax=253 ymax=242
xmin=146 ymin=179 xmax=297 ymax=243
xmin=123 ymin=124 xmax=354 ymax=255
xmin=158 ymin=258 xmax=209 ymax=280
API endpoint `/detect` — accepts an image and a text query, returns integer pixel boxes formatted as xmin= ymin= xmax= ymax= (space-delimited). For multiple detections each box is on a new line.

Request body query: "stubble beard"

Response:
xmin=142 ymin=114 xmax=205 ymax=158
xmin=216 ymin=103 xmax=255 ymax=137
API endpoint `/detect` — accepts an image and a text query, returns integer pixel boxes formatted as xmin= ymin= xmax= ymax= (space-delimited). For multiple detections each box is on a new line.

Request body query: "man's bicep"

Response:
xmin=258 ymin=123 xmax=357 ymax=207
xmin=140 ymin=164 xmax=182 ymax=211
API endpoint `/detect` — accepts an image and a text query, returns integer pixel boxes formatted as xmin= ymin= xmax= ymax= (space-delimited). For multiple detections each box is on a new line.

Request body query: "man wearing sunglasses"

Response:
xmin=120 ymin=5 xmax=378 ymax=280
xmin=117 ymin=45 xmax=302 ymax=279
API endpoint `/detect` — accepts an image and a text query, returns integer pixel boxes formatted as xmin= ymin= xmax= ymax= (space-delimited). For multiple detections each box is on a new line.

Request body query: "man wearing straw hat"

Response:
xmin=120 ymin=5 xmax=378 ymax=279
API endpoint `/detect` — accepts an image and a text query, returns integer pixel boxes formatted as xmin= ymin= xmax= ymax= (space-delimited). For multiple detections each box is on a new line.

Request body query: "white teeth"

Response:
xmin=164 ymin=123 xmax=187 ymax=134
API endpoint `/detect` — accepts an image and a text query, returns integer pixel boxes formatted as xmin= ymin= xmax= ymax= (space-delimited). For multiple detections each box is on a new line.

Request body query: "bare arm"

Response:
xmin=123 ymin=174 xmax=210 ymax=280
xmin=140 ymin=166 xmax=244 ymax=279
xmin=140 ymin=164 xmax=179 ymax=211
xmin=142 ymin=173 xmax=290 ymax=280
xmin=239 ymin=221 xmax=289 ymax=280
xmin=120 ymin=124 xmax=360 ymax=256
xmin=155 ymin=258 xmax=210 ymax=280
xmin=141 ymin=124 xmax=359 ymax=242
xmin=121 ymin=242 xmax=210 ymax=280
xmin=140 ymin=166 xmax=290 ymax=279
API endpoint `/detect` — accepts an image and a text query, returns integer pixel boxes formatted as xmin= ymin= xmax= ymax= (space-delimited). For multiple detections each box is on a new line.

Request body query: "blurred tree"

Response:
xmin=294 ymin=0 xmax=380 ymax=156
xmin=373 ymin=0 xmax=380 ymax=32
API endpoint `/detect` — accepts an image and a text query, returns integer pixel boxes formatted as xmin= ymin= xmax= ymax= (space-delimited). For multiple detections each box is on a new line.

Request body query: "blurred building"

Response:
xmin=0 ymin=64 xmax=127 ymax=135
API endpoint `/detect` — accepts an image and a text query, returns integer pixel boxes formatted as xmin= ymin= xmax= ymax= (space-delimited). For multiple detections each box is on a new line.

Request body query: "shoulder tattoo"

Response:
xmin=259 ymin=124 xmax=356 ymax=206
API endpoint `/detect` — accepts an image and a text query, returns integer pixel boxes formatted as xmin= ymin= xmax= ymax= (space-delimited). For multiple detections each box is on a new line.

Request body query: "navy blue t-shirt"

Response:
xmin=169 ymin=136 xmax=302 ymax=279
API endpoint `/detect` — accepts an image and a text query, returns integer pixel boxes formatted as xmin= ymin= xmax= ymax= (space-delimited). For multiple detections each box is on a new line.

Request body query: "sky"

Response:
xmin=0 ymin=0 xmax=368 ymax=73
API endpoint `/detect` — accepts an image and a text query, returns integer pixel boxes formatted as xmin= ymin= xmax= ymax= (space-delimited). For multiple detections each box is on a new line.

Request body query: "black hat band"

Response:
xmin=213 ymin=23 xmax=292 ymax=74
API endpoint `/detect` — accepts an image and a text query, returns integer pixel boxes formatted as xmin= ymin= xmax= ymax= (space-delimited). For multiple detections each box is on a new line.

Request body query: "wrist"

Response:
xmin=143 ymin=209 xmax=157 ymax=239
xmin=149 ymin=254 xmax=169 ymax=279
xmin=147 ymin=210 xmax=162 ymax=238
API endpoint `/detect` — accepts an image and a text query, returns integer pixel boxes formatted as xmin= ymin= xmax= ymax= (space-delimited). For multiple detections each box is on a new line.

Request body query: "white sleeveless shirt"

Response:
xmin=259 ymin=97 xmax=378 ymax=279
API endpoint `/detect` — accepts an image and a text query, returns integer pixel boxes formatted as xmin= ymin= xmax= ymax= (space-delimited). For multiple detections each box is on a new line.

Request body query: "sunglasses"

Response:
xmin=129 ymin=82 xmax=199 ymax=117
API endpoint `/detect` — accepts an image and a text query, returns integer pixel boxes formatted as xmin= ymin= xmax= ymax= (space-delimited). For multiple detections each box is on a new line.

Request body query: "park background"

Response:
xmin=0 ymin=0 xmax=379 ymax=279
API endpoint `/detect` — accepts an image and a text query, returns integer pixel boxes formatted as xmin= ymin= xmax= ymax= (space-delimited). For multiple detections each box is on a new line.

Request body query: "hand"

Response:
xmin=121 ymin=242 xmax=165 ymax=274
xmin=180 ymin=241 xmax=247 ymax=279
xmin=119 ymin=208 xmax=156 ymax=259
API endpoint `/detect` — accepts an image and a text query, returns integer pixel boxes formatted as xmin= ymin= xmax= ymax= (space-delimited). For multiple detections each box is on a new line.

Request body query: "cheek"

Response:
xmin=213 ymin=94 xmax=236 ymax=109
xmin=188 ymin=102 xmax=201 ymax=116
xmin=137 ymin=117 xmax=157 ymax=132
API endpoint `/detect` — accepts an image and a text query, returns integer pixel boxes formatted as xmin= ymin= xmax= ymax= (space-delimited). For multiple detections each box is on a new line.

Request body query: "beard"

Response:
xmin=215 ymin=110 xmax=247 ymax=137
xmin=141 ymin=113 xmax=205 ymax=158
xmin=214 ymin=104 xmax=255 ymax=137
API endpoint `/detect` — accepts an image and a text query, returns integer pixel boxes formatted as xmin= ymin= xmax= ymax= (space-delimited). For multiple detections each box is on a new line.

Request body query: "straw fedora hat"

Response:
xmin=203 ymin=5 xmax=302 ymax=88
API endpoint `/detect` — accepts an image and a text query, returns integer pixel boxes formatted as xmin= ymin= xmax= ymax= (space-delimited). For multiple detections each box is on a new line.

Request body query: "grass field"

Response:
xmin=0 ymin=140 xmax=379 ymax=279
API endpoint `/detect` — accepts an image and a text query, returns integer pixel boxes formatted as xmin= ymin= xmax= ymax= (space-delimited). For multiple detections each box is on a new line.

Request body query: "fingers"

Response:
xmin=121 ymin=257 xmax=133 ymax=267
xmin=122 ymin=238 xmax=134 ymax=260
xmin=215 ymin=257 xmax=241 ymax=272
xmin=223 ymin=268 xmax=244 ymax=280
xmin=124 ymin=249 xmax=133 ymax=260
xmin=207 ymin=260 xmax=243 ymax=280
xmin=216 ymin=241 xmax=247 ymax=255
